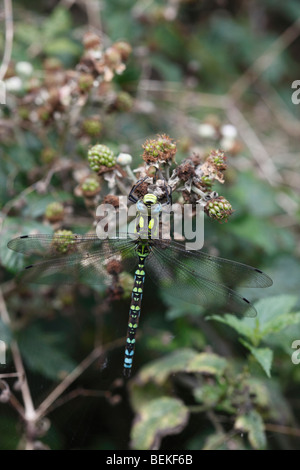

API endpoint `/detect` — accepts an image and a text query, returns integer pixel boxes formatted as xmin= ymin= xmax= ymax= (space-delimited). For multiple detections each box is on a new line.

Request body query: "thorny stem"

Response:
xmin=35 ymin=336 xmax=125 ymax=420
xmin=191 ymin=185 xmax=207 ymax=199
xmin=0 ymin=285 xmax=126 ymax=445
xmin=0 ymin=0 xmax=13 ymax=81
xmin=0 ymin=289 xmax=35 ymax=422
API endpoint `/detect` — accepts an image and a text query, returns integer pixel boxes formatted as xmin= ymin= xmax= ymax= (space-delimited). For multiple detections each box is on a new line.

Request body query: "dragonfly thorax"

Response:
xmin=135 ymin=194 xmax=162 ymax=240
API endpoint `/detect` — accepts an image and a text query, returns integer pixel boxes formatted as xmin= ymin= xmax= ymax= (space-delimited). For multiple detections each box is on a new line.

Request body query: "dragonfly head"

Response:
xmin=143 ymin=194 xmax=157 ymax=206
xmin=136 ymin=194 xmax=162 ymax=215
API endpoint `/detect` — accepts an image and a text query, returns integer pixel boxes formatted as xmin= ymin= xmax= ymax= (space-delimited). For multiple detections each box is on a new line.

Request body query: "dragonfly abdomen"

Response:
xmin=123 ymin=251 xmax=148 ymax=376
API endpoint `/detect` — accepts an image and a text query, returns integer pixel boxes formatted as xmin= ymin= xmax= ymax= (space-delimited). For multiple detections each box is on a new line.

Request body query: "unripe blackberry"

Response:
xmin=45 ymin=202 xmax=64 ymax=223
xmin=142 ymin=134 xmax=176 ymax=166
xmin=81 ymin=176 xmax=101 ymax=197
xmin=207 ymin=149 xmax=227 ymax=171
xmin=114 ymin=91 xmax=134 ymax=111
xmin=205 ymin=196 xmax=233 ymax=222
xmin=88 ymin=144 xmax=116 ymax=172
xmin=51 ymin=230 xmax=76 ymax=254
xmin=82 ymin=118 xmax=102 ymax=137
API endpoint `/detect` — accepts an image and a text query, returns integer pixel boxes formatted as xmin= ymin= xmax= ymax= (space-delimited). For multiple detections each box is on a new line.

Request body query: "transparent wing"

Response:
xmin=8 ymin=233 xmax=138 ymax=286
xmin=150 ymin=239 xmax=272 ymax=288
xmin=147 ymin=243 xmax=260 ymax=317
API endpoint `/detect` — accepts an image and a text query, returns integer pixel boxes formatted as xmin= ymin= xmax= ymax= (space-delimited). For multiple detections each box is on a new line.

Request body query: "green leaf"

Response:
xmin=131 ymin=397 xmax=189 ymax=450
xmin=235 ymin=410 xmax=266 ymax=450
xmin=209 ymin=296 xmax=300 ymax=346
xmin=18 ymin=325 xmax=76 ymax=381
xmin=202 ymin=432 xmax=228 ymax=450
xmin=22 ymin=192 xmax=72 ymax=218
xmin=230 ymin=217 xmax=294 ymax=255
xmin=260 ymin=312 xmax=300 ymax=338
xmin=149 ymin=54 xmax=183 ymax=82
xmin=208 ymin=313 xmax=255 ymax=342
xmin=202 ymin=432 xmax=246 ymax=450
xmin=138 ymin=348 xmax=197 ymax=385
xmin=44 ymin=39 xmax=81 ymax=58
xmin=254 ymin=295 xmax=298 ymax=325
xmin=1 ymin=216 xmax=53 ymax=272
xmin=186 ymin=352 xmax=228 ymax=377
xmin=0 ymin=416 xmax=20 ymax=450
xmin=233 ymin=172 xmax=279 ymax=218
xmin=241 ymin=340 xmax=273 ymax=377
xmin=43 ymin=7 xmax=72 ymax=39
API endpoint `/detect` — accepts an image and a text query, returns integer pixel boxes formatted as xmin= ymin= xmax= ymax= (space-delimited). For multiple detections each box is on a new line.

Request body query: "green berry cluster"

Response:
xmin=114 ymin=92 xmax=133 ymax=112
xmin=142 ymin=134 xmax=177 ymax=166
xmin=200 ymin=175 xmax=213 ymax=189
xmin=82 ymin=118 xmax=102 ymax=137
xmin=207 ymin=149 xmax=227 ymax=170
xmin=88 ymin=144 xmax=116 ymax=172
xmin=81 ymin=176 xmax=101 ymax=194
xmin=51 ymin=230 xmax=76 ymax=254
xmin=45 ymin=202 xmax=64 ymax=222
xmin=205 ymin=196 xmax=233 ymax=222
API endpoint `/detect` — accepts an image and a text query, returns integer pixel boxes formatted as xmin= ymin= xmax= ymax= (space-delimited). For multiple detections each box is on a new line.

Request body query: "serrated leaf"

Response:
xmin=254 ymin=295 xmax=298 ymax=325
xmin=18 ymin=325 xmax=76 ymax=381
xmin=209 ymin=314 xmax=256 ymax=341
xmin=138 ymin=348 xmax=197 ymax=385
xmin=186 ymin=352 xmax=228 ymax=376
xmin=241 ymin=340 xmax=273 ymax=377
xmin=209 ymin=296 xmax=300 ymax=346
xmin=43 ymin=7 xmax=72 ymax=39
xmin=235 ymin=410 xmax=266 ymax=449
xmin=131 ymin=397 xmax=189 ymax=450
xmin=260 ymin=312 xmax=300 ymax=338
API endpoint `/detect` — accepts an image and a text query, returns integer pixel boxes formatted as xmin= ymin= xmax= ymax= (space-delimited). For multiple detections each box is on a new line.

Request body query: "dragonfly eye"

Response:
xmin=136 ymin=200 xmax=148 ymax=212
xmin=152 ymin=203 xmax=162 ymax=214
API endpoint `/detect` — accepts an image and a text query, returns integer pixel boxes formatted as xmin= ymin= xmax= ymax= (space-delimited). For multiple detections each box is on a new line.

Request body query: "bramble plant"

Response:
xmin=1 ymin=0 xmax=300 ymax=452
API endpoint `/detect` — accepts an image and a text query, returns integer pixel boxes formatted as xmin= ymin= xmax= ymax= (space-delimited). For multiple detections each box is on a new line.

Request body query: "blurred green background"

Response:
xmin=0 ymin=0 xmax=300 ymax=450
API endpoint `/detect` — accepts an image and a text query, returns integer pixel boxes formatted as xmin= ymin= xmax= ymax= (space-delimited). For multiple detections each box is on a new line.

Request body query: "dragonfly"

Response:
xmin=7 ymin=190 xmax=273 ymax=377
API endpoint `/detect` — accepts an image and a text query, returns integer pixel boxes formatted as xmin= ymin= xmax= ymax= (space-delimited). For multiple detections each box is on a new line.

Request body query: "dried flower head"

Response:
xmin=51 ymin=230 xmax=77 ymax=255
xmin=103 ymin=195 xmax=120 ymax=208
xmin=176 ymin=160 xmax=195 ymax=182
xmin=207 ymin=149 xmax=227 ymax=171
xmin=106 ymin=258 xmax=123 ymax=275
xmin=142 ymin=134 xmax=177 ymax=168
xmin=83 ymin=32 xmax=102 ymax=50
xmin=113 ymin=41 xmax=132 ymax=61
